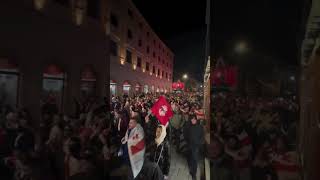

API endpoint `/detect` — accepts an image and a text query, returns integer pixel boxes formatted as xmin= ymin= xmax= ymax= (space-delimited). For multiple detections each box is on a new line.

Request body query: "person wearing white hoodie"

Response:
xmin=148 ymin=125 xmax=170 ymax=180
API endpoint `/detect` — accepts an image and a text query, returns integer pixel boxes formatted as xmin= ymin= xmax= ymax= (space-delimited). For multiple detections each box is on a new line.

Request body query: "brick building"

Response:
xmin=107 ymin=0 xmax=174 ymax=96
xmin=0 ymin=0 xmax=109 ymax=122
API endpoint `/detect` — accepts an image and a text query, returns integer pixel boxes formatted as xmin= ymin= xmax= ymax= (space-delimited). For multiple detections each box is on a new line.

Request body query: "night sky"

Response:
xmin=133 ymin=0 xmax=207 ymax=82
xmin=133 ymin=0 xmax=304 ymax=82
xmin=212 ymin=0 xmax=304 ymax=66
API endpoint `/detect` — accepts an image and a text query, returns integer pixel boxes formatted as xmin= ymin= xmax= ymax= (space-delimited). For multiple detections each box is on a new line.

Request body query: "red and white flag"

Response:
xmin=123 ymin=124 xmax=146 ymax=178
xmin=151 ymin=96 xmax=174 ymax=126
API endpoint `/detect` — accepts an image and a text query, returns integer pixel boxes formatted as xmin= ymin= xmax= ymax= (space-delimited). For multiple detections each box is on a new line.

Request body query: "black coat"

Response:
xmin=149 ymin=141 xmax=170 ymax=176
xmin=186 ymin=123 xmax=204 ymax=148
xmin=128 ymin=159 xmax=164 ymax=180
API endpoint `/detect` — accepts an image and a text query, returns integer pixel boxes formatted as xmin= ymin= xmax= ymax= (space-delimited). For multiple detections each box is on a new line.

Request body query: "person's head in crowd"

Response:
xmin=155 ymin=125 xmax=167 ymax=146
xmin=196 ymin=104 xmax=201 ymax=110
xmin=19 ymin=117 xmax=29 ymax=129
xmin=52 ymin=114 xmax=62 ymax=125
xmin=5 ymin=112 xmax=19 ymax=129
xmin=18 ymin=108 xmax=32 ymax=121
xmin=226 ymin=135 xmax=240 ymax=150
xmin=128 ymin=118 xmax=138 ymax=130
xmin=190 ymin=114 xmax=198 ymax=125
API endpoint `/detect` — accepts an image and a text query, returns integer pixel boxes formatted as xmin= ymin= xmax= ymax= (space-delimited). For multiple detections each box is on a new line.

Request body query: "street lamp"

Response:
xmin=182 ymin=74 xmax=188 ymax=80
xmin=235 ymin=41 xmax=248 ymax=54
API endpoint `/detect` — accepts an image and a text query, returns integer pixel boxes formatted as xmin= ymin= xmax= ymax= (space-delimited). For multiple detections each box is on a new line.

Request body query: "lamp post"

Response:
xmin=182 ymin=74 xmax=188 ymax=80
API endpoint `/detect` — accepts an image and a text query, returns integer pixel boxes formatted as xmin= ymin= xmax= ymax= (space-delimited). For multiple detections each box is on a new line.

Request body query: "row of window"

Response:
xmin=110 ymin=12 xmax=172 ymax=59
xmin=52 ymin=0 xmax=173 ymax=61
xmin=110 ymin=39 xmax=172 ymax=69
xmin=124 ymin=49 xmax=172 ymax=79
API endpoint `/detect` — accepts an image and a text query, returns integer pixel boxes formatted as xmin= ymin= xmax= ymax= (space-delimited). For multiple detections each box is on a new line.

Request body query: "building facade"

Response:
xmin=0 ymin=0 xmax=109 ymax=122
xmin=106 ymin=0 xmax=174 ymax=97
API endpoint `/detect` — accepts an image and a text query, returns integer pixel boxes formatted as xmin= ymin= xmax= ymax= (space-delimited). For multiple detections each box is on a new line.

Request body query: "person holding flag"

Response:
xmin=149 ymin=125 xmax=170 ymax=180
xmin=121 ymin=117 xmax=163 ymax=180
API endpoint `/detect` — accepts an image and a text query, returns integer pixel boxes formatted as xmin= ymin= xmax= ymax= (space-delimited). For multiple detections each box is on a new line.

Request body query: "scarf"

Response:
xmin=155 ymin=125 xmax=167 ymax=147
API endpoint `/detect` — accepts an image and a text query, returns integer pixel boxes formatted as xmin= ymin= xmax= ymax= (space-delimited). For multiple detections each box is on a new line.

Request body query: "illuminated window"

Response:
xmin=110 ymin=82 xmax=117 ymax=96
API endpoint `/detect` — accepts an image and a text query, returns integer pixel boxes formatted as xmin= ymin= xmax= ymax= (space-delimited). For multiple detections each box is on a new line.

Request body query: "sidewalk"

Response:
xmin=169 ymin=147 xmax=201 ymax=180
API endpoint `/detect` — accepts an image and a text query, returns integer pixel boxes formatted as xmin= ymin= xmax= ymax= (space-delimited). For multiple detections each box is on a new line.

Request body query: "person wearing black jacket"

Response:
xmin=186 ymin=115 xmax=204 ymax=180
xmin=149 ymin=125 xmax=170 ymax=179
xmin=128 ymin=158 xmax=164 ymax=180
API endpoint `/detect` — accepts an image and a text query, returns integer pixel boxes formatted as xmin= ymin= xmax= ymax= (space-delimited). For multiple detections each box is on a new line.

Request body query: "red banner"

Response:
xmin=151 ymin=96 xmax=173 ymax=126
xmin=212 ymin=66 xmax=238 ymax=87
xmin=172 ymin=81 xmax=185 ymax=90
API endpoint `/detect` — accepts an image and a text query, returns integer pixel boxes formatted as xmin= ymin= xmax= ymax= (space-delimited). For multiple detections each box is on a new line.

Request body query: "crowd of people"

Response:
xmin=209 ymin=92 xmax=300 ymax=180
xmin=0 ymin=92 xmax=206 ymax=180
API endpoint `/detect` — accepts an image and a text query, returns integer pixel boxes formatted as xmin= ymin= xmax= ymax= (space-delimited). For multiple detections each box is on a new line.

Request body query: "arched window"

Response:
xmin=42 ymin=64 xmax=65 ymax=113
xmin=135 ymin=83 xmax=141 ymax=93
xmin=0 ymin=58 xmax=19 ymax=108
xmin=123 ymin=81 xmax=131 ymax=95
xmin=110 ymin=80 xmax=117 ymax=97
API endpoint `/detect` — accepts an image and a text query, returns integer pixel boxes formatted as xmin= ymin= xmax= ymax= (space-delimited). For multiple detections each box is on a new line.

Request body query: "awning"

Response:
xmin=81 ymin=65 xmax=96 ymax=81
xmin=0 ymin=58 xmax=19 ymax=72
xmin=43 ymin=64 xmax=64 ymax=78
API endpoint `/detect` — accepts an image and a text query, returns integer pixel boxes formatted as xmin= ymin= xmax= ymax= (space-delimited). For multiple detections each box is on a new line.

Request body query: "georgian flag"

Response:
xmin=124 ymin=124 xmax=146 ymax=178
xmin=151 ymin=96 xmax=174 ymax=126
